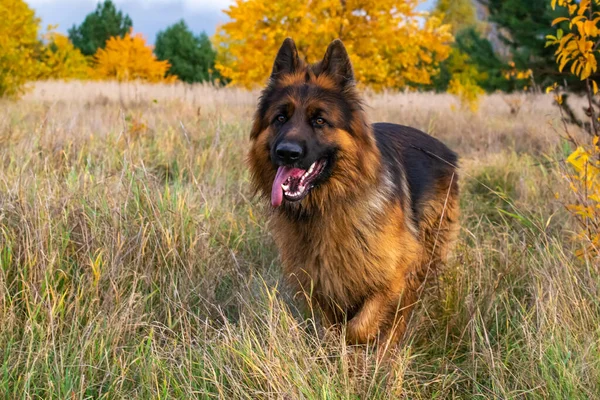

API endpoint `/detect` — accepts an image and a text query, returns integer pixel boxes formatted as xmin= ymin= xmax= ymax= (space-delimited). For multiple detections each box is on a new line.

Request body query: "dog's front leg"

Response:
xmin=345 ymin=275 xmax=416 ymax=345
xmin=345 ymin=292 xmax=390 ymax=344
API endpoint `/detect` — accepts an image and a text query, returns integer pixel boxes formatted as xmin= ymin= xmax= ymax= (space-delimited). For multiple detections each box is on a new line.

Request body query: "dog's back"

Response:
xmin=374 ymin=123 xmax=458 ymax=223
xmin=375 ymin=122 xmax=460 ymax=295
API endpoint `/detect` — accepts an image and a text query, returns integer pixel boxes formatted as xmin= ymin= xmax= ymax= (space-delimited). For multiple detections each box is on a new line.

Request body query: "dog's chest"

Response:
xmin=273 ymin=212 xmax=403 ymax=306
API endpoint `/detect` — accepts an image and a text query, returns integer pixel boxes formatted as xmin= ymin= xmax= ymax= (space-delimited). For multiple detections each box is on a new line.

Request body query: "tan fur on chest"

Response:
xmin=271 ymin=199 xmax=421 ymax=312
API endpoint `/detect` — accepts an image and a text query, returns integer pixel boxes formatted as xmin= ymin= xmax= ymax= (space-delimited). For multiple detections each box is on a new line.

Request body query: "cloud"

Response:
xmin=28 ymin=0 xmax=234 ymax=13
xmin=119 ymin=0 xmax=234 ymax=12
xmin=29 ymin=0 xmax=233 ymax=42
xmin=150 ymin=0 xmax=234 ymax=12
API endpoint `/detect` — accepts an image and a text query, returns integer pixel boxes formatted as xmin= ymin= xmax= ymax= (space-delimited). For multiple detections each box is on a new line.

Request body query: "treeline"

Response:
xmin=0 ymin=0 xmax=589 ymax=100
xmin=67 ymin=0 xmax=220 ymax=84
xmin=431 ymin=0 xmax=582 ymax=96
xmin=0 ymin=0 xmax=220 ymax=97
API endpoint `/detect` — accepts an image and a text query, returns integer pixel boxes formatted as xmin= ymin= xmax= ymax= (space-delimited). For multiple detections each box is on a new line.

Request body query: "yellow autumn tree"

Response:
xmin=214 ymin=0 xmax=453 ymax=90
xmin=0 ymin=0 xmax=42 ymax=97
xmin=94 ymin=30 xmax=176 ymax=82
xmin=442 ymin=48 xmax=485 ymax=112
xmin=37 ymin=32 xmax=91 ymax=80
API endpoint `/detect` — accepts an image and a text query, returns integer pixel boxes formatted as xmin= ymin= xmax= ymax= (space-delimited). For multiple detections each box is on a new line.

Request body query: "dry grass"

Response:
xmin=0 ymin=81 xmax=598 ymax=398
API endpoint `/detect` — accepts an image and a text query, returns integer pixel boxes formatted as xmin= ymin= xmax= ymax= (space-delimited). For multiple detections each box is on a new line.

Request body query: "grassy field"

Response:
xmin=0 ymin=81 xmax=598 ymax=399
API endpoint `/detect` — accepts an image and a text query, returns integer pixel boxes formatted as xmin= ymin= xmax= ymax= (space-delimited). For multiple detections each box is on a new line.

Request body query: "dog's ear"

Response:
xmin=271 ymin=38 xmax=300 ymax=78
xmin=321 ymin=39 xmax=354 ymax=87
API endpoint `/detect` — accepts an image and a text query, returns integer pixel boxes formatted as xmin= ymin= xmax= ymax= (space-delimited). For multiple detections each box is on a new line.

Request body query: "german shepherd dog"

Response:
xmin=248 ymin=38 xmax=460 ymax=344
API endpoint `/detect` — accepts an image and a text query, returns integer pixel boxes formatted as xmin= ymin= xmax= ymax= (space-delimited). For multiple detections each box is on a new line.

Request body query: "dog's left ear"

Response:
xmin=321 ymin=39 xmax=354 ymax=87
xmin=272 ymin=38 xmax=300 ymax=78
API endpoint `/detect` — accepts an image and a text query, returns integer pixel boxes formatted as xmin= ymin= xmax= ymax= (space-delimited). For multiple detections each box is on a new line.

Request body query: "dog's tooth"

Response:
xmin=302 ymin=163 xmax=316 ymax=182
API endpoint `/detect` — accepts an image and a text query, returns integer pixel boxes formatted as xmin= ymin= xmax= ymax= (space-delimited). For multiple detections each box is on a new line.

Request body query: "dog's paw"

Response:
xmin=345 ymin=317 xmax=379 ymax=345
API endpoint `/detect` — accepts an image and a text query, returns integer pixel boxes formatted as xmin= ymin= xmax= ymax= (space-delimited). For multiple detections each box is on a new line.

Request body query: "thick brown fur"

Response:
xmin=248 ymin=38 xmax=460 ymax=345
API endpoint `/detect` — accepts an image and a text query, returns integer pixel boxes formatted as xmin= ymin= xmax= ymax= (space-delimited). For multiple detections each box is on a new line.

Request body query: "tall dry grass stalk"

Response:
xmin=0 ymin=81 xmax=597 ymax=398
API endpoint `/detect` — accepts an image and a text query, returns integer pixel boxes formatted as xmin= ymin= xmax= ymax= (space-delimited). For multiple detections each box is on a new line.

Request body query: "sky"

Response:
xmin=28 ymin=0 xmax=436 ymax=44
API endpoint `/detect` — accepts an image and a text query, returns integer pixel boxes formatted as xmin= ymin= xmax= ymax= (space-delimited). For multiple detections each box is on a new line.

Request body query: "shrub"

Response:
xmin=547 ymin=0 xmax=600 ymax=259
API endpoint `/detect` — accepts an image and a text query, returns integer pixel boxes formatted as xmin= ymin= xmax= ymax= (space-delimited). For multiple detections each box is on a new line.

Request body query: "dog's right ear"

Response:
xmin=321 ymin=39 xmax=354 ymax=87
xmin=271 ymin=38 xmax=299 ymax=78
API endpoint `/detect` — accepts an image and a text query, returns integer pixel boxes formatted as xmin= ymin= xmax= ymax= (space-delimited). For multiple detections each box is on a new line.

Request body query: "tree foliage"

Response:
xmin=0 ymin=0 xmax=42 ymax=97
xmin=434 ymin=0 xmax=478 ymax=35
xmin=214 ymin=0 xmax=453 ymax=90
xmin=564 ymin=141 xmax=600 ymax=257
xmin=484 ymin=0 xmax=573 ymax=89
xmin=38 ymin=32 xmax=91 ymax=80
xmin=432 ymin=1 xmax=487 ymax=109
xmin=443 ymin=48 xmax=486 ymax=111
xmin=433 ymin=1 xmax=540 ymax=98
xmin=453 ymin=27 xmax=510 ymax=91
xmin=68 ymin=0 xmax=133 ymax=57
xmin=547 ymin=0 xmax=600 ymax=82
xmin=155 ymin=20 xmax=218 ymax=83
xmin=435 ymin=27 xmax=519 ymax=92
xmin=94 ymin=30 xmax=176 ymax=83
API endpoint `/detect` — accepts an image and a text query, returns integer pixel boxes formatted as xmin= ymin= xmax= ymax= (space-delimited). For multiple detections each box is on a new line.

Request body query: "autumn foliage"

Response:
xmin=37 ymin=32 xmax=90 ymax=80
xmin=547 ymin=0 xmax=600 ymax=257
xmin=0 ymin=2 xmax=175 ymax=97
xmin=0 ymin=0 xmax=42 ymax=97
xmin=0 ymin=0 xmax=91 ymax=95
xmin=93 ymin=30 xmax=176 ymax=83
xmin=433 ymin=0 xmax=478 ymax=35
xmin=214 ymin=0 xmax=453 ymax=90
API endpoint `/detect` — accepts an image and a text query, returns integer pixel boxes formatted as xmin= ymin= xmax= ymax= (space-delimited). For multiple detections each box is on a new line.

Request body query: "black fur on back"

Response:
xmin=373 ymin=123 xmax=458 ymax=226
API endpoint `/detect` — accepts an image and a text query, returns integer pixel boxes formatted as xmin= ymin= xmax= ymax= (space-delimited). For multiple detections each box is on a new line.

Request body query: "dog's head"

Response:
xmin=248 ymin=38 xmax=380 ymax=212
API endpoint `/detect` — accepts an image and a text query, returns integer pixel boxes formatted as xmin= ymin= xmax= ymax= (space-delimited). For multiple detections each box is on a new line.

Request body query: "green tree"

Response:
xmin=434 ymin=0 xmax=478 ymax=35
xmin=432 ymin=0 xmax=490 ymax=96
xmin=454 ymin=27 xmax=509 ymax=91
xmin=154 ymin=20 xmax=218 ymax=83
xmin=435 ymin=0 xmax=562 ymax=93
xmin=68 ymin=0 xmax=132 ymax=57
xmin=482 ymin=0 xmax=571 ymax=89
xmin=434 ymin=27 xmax=528 ymax=93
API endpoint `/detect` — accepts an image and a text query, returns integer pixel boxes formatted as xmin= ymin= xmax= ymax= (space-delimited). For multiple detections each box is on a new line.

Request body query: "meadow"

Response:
xmin=0 ymin=81 xmax=598 ymax=399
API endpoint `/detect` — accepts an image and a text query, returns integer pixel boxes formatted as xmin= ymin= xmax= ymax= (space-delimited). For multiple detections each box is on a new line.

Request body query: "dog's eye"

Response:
xmin=314 ymin=117 xmax=326 ymax=126
xmin=276 ymin=115 xmax=286 ymax=123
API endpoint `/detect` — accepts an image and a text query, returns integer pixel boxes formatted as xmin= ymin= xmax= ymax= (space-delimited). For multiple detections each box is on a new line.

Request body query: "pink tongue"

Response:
xmin=271 ymin=166 xmax=305 ymax=207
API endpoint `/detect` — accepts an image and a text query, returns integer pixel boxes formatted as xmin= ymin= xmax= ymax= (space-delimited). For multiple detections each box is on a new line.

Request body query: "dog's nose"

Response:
xmin=275 ymin=142 xmax=304 ymax=164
